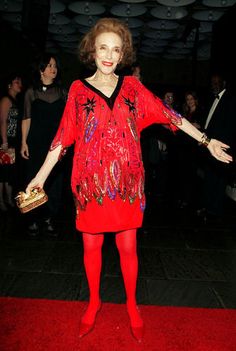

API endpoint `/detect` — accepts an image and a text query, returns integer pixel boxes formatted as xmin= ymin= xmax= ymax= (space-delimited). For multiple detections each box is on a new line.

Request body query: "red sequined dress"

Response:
xmin=50 ymin=76 xmax=182 ymax=233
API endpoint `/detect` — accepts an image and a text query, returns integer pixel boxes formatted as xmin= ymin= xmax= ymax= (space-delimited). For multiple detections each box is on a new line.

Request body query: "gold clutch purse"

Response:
xmin=15 ymin=188 xmax=48 ymax=213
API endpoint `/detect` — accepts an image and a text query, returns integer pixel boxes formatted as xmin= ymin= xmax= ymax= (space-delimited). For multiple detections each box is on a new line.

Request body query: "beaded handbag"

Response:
xmin=15 ymin=188 xmax=48 ymax=213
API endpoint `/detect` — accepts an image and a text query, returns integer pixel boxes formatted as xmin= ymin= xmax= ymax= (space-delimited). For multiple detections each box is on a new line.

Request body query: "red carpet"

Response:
xmin=0 ymin=297 xmax=236 ymax=351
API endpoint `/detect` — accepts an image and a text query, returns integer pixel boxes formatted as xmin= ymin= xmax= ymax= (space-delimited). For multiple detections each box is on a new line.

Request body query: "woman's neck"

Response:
xmin=189 ymin=105 xmax=196 ymax=113
xmin=89 ymin=70 xmax=118 ymax=83
xmin=41 ymin=78 xmax=54 ymax=86
xmin=8 ymin=90 xmax=17 ymax=100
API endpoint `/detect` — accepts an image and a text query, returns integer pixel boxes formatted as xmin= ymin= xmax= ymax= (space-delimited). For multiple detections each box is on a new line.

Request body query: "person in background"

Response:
xmin=21 ymin=53 xmax=67 ymax=236
xmin=173 ymin=90 xmax=206 ymax=209
xmin=24 ymin=18 xmax=232 ymax=343
xmin=0 ymin=73 xmax=23 ymax=211
xmin=182 ymin=90 xmax=205 ymax=129
xmin=160 ymin=89 xmax=179 ymax=205
xmin=142 ymin=89 xmax=176 ymax=200
xmin=197 ymin=73 xmax=236 ymax=222
xmin=163 ymin=90 xmax=175 ymax=109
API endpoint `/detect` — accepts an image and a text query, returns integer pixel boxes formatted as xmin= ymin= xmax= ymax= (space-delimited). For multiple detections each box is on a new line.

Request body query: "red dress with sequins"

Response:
xmin=50 ymin=76 xmax=182 ymax=233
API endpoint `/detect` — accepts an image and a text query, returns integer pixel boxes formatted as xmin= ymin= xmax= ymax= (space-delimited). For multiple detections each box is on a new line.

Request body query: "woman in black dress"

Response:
xmin=21 ymin=53 xmax=67 ymax=236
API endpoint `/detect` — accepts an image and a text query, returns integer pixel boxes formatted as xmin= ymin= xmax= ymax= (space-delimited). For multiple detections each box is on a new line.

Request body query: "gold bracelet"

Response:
xmin=200 ymin=133 xmax=211 ymax=147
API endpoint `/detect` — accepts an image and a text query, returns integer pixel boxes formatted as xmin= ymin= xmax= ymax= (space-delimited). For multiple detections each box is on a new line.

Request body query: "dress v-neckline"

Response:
xmin=82 ymin=75 xmax=124 ymax=110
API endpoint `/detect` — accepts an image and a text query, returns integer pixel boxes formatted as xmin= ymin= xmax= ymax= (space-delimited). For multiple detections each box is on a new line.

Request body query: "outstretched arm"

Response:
xmin=178 ymin=117 xmax=232 ymax=163
xmin=25 ymin=145 xmax=62 ymax=194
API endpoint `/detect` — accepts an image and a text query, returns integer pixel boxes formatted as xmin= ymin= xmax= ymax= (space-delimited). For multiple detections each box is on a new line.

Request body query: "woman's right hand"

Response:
xmin=21 ymin=143 xmax=29 ymax=159
xmin=24 ymin=145 xmax=61 ymax=195
xmin=25 ymin=176 xmax=45 ymax=195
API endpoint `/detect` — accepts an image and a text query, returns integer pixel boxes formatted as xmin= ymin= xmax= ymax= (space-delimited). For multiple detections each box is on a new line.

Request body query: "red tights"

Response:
xmin=82 ymin=229 xmax=143 ymax=327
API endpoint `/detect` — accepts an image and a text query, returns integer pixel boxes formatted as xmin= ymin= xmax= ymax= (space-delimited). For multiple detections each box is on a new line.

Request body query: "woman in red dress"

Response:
xmin=25 ymin=18 xmax=232 ymax=343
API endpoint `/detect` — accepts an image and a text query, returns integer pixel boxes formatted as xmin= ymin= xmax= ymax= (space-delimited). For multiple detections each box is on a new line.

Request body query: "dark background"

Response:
xmin=0 ymin=1 xmax=236 ymax=95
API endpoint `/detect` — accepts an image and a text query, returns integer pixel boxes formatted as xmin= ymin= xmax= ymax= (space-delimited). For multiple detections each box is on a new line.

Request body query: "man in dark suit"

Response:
xmin=198 ymin=73 xmax=236 ymax=221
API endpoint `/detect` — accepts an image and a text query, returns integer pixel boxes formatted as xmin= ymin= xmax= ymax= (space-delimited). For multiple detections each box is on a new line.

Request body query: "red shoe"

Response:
xmin=78 ymin=302 xmax=102 ymax=338
xmin=127 ymin=304 xmax=144 ymax=343
xmin=78 ymin=322 xmax=95 ymax=338
xmin=131 ymin=325 xmax=144 ymax=343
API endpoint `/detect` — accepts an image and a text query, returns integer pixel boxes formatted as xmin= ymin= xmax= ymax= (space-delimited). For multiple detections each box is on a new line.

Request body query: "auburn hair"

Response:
xmin=79 ymin=18 xmax=135 ymax=69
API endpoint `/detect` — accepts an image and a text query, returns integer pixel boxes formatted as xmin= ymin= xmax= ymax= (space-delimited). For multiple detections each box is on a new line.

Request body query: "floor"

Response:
xmin=0 ymin=189 xmax=236 ymax=310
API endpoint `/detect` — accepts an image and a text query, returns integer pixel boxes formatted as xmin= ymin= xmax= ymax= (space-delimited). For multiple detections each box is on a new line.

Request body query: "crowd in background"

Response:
xmin=136 ymin=65 xmax=236 ymax=224
xmin=0 ymin=54 xmax=72 ymax=237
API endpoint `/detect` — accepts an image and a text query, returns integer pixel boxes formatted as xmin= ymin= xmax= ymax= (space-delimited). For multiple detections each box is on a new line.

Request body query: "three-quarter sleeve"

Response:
xmin=23 ymin=88 xmax=34 ymax=120
xmin=130 ymin=77 xmax=182 ymax=133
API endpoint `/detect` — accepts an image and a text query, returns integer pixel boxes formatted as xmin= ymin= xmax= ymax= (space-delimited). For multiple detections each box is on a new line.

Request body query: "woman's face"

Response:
xmin=164 ymin=92 xmax=174 ymax=106
xmin=9 ymin=77 xmax=23 ymax=94
xmin=186 ymin=94 xmax=196 ymax=108
xmin=41 ymin=57 xmax=58 ymax=81
xmin=94 ymin=32 xmax=123 ymax=74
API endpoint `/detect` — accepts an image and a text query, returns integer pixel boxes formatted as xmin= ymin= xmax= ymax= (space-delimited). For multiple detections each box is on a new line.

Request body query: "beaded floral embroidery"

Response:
xmin=50 ymin=77 xmax=182 ymax=217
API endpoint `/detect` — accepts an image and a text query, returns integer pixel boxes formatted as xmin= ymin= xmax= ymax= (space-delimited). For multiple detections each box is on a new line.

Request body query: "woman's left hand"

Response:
xmin=207 ymin=139 xmax=233 ymax=163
